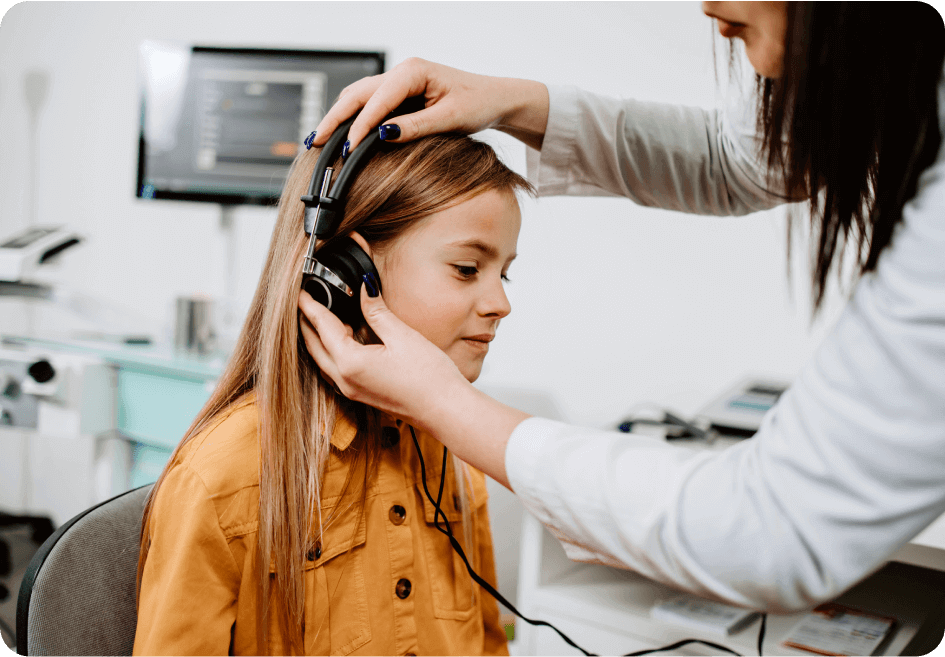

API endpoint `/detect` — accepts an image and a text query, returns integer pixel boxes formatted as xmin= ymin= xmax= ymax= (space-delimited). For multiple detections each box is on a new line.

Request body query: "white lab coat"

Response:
xmin=508 ymin=74 xmax=945 ymax=612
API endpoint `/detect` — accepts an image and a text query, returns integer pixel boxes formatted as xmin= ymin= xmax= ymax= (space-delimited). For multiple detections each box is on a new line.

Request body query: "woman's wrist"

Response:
xmin=415 ymin=376 xmax=531 ymax=489
xmin=494 ymin=78 xmax=550 ymax=151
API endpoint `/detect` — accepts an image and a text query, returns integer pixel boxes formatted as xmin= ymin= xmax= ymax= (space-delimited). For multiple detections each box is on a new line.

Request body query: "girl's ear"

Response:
xmin=348 ymin=231 xmax=373 ymax=259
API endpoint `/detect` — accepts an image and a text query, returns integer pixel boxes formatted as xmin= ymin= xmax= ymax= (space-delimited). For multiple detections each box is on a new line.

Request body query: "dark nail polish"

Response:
xmin=303 ymin=130 xmax=317 ymax=150
xmin=363 ymin=273 xmax=379 ymax=297
xmin=342 ymin=140 xmax=350 ymax=159
xmin=378 ymin=124 xmax=401 ymax=141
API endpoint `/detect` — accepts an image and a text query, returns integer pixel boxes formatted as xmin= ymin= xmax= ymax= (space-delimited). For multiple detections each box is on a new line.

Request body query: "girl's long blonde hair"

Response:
xmin=137 ymin=133 xmax=533 ymax=654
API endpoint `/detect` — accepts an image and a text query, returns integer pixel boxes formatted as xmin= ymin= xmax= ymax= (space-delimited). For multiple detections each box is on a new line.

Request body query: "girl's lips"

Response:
xmin=717 ymin=19 xmax=747 ymax=38
xmin=462 ymin=335 xmax=493 ymax=352
xmin=463 ymin=334 xmax=494 ymax=342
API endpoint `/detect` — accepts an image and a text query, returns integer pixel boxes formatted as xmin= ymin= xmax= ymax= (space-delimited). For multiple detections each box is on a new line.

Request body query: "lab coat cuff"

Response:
xmin=505 ymin=416 xmax=553 ymax=499
xmin=525 ymin=85 xmax=580 ymax=196
xmin=505 ymin=416 xmax=576 ymax=529
xmin=506 ymin=417 xmax=623 ymax=564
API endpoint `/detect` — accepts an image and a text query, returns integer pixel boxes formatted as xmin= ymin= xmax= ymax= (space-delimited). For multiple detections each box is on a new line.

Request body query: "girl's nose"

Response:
xmin=480 ymin=277 xmax=511 ymax=319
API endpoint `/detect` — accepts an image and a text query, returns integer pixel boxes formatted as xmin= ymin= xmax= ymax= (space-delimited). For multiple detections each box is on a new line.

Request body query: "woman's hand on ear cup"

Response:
xmin=299 ymin=287 xmax=529 ymax=488
xmin=310 ymin=58 xmax=550 ymax=152
xmin=298 ymin=295 xmax=351 ymax=393
xmin=298 ymin=287 xmax=467 ymax=428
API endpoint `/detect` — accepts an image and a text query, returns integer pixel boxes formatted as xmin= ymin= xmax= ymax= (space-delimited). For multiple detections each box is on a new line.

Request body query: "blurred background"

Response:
xmin=0 ymin=2 xmax=890 ymax=652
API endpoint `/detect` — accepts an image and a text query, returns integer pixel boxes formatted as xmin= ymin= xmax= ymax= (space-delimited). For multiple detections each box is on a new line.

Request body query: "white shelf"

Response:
xmin=515 ymin=513 xmax=945 ymax=656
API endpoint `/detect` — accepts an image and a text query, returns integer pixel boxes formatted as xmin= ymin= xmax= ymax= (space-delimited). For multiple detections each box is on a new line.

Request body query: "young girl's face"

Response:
xmin=373 ymin=189 xmax=521 ymax=383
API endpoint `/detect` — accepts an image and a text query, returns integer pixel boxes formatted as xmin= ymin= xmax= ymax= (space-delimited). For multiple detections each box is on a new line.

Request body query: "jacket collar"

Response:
xmin=330 ymin=406 xmax=401 ymax=452
xmin=331 ymin=408 xmax=359 ymax=451
xmin=242 ymin=391 xmax=388 ymax=453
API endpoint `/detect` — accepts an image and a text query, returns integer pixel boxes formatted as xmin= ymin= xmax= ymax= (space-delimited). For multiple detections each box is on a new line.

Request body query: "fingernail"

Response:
xmin=342 ymin=140 xmax=350 ymax=159
xmin=378 ymin=124 xmax=401 ymax=141
xmin=303 ymin=131 xmax=317 ymax=150
xmin=362 ymin=273 xmax=379 ymax=297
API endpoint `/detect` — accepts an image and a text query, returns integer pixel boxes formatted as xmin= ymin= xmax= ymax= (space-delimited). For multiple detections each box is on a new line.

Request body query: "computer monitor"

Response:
xmin=136 ymin=42 xmax=385 ymax=206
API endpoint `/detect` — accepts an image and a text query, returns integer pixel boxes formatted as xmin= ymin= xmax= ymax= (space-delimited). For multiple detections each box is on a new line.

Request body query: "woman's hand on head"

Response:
xmin=298 ymin=286 xmax=469 ymax=427
xmin=310 ymin=57 xmax=550 ymax=152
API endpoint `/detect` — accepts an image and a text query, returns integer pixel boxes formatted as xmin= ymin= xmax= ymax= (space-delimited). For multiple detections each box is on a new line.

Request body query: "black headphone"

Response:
xmin=299 ymin=98 xmax=424 ymax=326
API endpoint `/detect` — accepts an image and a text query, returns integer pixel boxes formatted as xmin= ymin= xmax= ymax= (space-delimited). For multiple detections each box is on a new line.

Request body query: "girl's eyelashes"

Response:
xmin=453 ymin=264 xmax=479 ymax=279
xmin=452 ymin=263 xmax=512 ymax=282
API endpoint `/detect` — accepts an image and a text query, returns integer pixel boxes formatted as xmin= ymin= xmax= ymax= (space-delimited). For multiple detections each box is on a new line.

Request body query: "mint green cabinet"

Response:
xmin=116 ymin=368 xmax=212 ymax=450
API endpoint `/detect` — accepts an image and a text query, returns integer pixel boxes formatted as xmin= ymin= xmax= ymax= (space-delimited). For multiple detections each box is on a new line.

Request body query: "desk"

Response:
xmin=513 ymin=435 xmax=945 ymax=656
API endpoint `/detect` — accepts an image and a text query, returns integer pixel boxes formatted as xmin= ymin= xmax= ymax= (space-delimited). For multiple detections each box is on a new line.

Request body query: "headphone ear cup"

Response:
xmin=305 ymin=237 xmax=381 ymax=326
xmin=302 ymin=276 xmax=336 ymax=311
xmin=344 ymin=239 xmax=382 ymax=295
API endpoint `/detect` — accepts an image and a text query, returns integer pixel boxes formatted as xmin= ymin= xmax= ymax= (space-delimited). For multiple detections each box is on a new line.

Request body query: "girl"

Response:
xmin=134 ymin=132 xmax=532 ymax=655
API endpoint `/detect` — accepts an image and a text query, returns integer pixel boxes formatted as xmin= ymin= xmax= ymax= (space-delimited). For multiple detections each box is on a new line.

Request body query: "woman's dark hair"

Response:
xmin=757 ymin=2 xmax=944 ymax=312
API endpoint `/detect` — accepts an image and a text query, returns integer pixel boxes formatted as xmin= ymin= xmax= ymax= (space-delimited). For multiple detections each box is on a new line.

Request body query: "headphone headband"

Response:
xmin=301 ymin=96 xmax=425 ymax=238
xmin=298 ymin=97 xmax=425 ymax=327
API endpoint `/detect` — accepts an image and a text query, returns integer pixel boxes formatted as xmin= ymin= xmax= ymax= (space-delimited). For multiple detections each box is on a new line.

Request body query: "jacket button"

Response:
xmin=307 ymin=541 xmax=322 ymax=561
xmin=389 ymin=504 xmax=406 ymax=525
xmin=395 ymin=578 xmax=412 ymax=599
xmin=381 ymin=426 xmax=400 ymax=448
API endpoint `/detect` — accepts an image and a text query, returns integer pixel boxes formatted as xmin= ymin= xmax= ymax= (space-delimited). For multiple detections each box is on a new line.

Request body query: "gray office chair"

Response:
xmin=16 ymin=484 xmax=153 ymax=655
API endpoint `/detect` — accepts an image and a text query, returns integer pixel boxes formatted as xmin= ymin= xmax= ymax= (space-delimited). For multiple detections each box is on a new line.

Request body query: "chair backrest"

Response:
xmin=16 ymin=484 xmax=153 ymax=656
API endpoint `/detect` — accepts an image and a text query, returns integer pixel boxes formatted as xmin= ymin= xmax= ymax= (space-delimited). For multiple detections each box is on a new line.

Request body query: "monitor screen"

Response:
xmin=136 ymin=42 xmax=385 ymax=206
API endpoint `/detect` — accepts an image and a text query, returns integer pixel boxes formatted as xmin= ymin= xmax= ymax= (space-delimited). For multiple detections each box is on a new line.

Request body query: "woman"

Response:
xmin=134 ymin=133 xmax=531 ymax=655
xmin=299 ymin=2 xmax=945 ymax=612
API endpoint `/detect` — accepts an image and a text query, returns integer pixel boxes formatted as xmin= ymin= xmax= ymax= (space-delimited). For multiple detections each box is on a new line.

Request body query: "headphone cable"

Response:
xmin=408 ymin=426 xmax=760 ymax=657
xmin=410 ymin=426 xmax=597 ymax=655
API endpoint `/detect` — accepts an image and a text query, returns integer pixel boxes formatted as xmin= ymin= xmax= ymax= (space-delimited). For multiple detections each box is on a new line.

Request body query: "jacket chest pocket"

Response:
xmin=301 ymin=499 xmax=372 ymax=655
xmin=414 ymin=472 xmax=489 ymax=621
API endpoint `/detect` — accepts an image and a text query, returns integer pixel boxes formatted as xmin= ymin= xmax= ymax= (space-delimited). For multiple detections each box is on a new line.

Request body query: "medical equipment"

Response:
xmin=0 ymin=349 xmax=50 ymax=429
xmin=617 ymin=380 xmax=789 ymax=442
xmin=0 ymin=226 xmax=83 ymax=284
xmin=0 ymin=342 xmax=115 ymax=527
xmin=0 ymin=225 xmax=156 ymax=344
xmin=618 ymin=410 xmax=718 ymax=441
xmin=135 ymin=42 xmax=384 ymax=207
xmin=696 ymin=378 xmax=789 ymax=438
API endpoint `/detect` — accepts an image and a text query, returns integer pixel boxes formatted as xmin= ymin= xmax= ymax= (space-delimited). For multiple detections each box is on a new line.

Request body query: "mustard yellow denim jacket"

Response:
xmin=134 ymin=398 xmax=508 ymax=655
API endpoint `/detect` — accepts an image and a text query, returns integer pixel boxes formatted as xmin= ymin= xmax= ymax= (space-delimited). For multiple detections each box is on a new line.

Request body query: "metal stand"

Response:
xmin=218 ymin=205 xmax=239 ymax=348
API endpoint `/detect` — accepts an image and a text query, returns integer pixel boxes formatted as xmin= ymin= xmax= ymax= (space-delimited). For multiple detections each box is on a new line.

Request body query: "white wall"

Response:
xmin=0 ymin=0 xmax=853 ymax=628
xmin=0 ymin=1 xmax=848 ymax=427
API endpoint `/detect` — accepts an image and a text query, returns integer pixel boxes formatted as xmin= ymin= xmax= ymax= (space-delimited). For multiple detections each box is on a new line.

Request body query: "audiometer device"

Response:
xmin=696 ymin=378 xmax=789 ymax=438
xmin=0 ymin=226 xmax=83 ymax=283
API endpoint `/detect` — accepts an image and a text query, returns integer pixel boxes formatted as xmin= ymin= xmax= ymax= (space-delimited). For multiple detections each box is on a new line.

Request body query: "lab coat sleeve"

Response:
xmin=134 ymin=463 xmax=241 ymax=655
xmin=506 ymin=122 xmax=945 ymax=610
xmin=526 ymin=84 xmax=790 ymax=215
